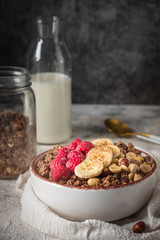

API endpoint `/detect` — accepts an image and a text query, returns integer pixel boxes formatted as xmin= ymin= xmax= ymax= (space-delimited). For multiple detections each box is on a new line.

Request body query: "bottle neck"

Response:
xmin=34 ymin=16 xmax=63 ymax=41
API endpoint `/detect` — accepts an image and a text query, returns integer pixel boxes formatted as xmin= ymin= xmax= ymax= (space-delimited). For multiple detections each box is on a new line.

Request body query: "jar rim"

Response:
xmin=0 ymin=66 xmax=31 ymax=89
xmin=35 ymin=16 xmax=63 ymax=24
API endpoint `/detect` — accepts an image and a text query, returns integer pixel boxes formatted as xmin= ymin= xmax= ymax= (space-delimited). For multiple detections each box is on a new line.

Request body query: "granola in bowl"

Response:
xmin=35 ymin=138 xmax=156 ymax=189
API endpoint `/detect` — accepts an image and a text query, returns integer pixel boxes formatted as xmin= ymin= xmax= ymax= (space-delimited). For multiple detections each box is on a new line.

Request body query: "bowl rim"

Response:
xmin=30 ymin=147 xmax=157 ymax=191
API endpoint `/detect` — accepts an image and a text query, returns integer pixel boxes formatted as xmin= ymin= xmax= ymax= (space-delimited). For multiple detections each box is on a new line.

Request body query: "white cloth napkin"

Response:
xmin=16 ymin=141 xmax=160 ymax=240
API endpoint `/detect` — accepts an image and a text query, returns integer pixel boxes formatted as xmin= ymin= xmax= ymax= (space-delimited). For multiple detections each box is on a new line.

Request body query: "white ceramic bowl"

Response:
xmin=30 ymin=148 xmax=157 ymax=222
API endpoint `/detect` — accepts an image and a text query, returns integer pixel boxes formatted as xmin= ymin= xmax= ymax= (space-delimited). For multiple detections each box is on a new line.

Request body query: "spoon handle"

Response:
xmin=150 ymin=134 xmax=160 ymax=141
xmin=136 ymin=134 xmax=160 ymax=145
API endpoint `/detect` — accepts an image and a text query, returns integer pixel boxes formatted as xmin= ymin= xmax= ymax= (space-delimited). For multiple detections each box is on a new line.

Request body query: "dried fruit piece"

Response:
xmin=75 ymin=159 xmax=104 ymax=179
xmin=109 ymin=163 xmax=122 ymax=174
xmin=133 ymin=221 xmax=146 ymax=233
xmin=87 ymin=178 xmax=100 ymax=186
xmin=140 ymin=163 xmax=152 ymax=174
xmin=91 ymin=138 xmax=113 ymax=146
xmin=87 ymin=145 xmax=113 ymax=167
xmin=129 ymin=164 xmax=140 ymax=173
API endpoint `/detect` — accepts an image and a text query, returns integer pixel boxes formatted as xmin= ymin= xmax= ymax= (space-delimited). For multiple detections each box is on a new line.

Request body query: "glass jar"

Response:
xmin=0 ymin=67 xmax=37 ymax=179
xmin=25 ymin=16 xmax=72 ymax=144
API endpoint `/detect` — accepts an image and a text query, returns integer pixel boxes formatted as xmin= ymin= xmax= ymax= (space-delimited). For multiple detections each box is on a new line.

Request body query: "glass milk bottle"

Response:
xmin=26 ymin=16 xmax=72 ymax=144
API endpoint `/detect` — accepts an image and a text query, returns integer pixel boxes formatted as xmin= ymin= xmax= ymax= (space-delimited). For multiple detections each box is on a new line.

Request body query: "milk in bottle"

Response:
xmin=32 ymin=72 xmax=71 ymax=144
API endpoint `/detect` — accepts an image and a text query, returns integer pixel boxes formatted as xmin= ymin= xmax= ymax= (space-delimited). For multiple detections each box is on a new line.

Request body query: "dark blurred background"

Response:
xmin=0 ymin=0 xmax=160 ymax=104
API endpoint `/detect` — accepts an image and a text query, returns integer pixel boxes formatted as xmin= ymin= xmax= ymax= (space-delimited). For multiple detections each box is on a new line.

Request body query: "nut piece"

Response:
xmin=119 ymin=158 xmax=129 ymax=167
xmin=134 ymin=174 xmax=142 ymax=182
xmin=126 ymin=152 xmax=144 ymax=164
xmin=133 ymin=221 xmax=146 ymax=233
xmin=112 ymin=158 xmax=119 ymax=164
xmin=8 ymin=142 xmax=14 ymax=148
xmin=6 ymin=167 xmax=12 ymax=174
xmin=118 ymin=152 xmax=125 ymax=159
xmin=87 ymin=178 xmax=100 ymax=186
xmin=109 ymin=164 xmax=122 ymax=174
xmin=129 ymin=164 xmax=140 ymax=173
xmin=121 ymin=165 xmax=130 ymax=173
xmin=128 ymin=173 xmax=134 ymax=182
xmin=140 ymin=163 xmax=152 ymax=174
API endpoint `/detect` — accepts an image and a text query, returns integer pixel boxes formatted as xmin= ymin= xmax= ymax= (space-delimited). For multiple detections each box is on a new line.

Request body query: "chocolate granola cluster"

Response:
xmin=0 ymin=110 xmax=36 ymax=178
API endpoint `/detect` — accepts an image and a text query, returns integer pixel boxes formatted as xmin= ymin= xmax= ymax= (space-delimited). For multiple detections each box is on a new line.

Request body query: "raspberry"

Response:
xmin=51 ymin=158 xmax=71 ymax=181
xmin=57 ymin=146 xmax=70 ymax=159
xmin=68 ymin=138 xmax=82 ymax=150
xmin=76 ymin=141 xmax=94 ymax=155
xmin=50 ymin=156 xmax=67 ymax=168
xmin=66 ymin=150 xmax=85 ymax=172
xmin=59 ymin=157 xmax=68 ymax=165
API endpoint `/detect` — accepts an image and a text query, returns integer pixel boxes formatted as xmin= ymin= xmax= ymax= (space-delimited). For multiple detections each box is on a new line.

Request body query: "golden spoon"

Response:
xmin=104 ymin=118 xmax=160 ymax=144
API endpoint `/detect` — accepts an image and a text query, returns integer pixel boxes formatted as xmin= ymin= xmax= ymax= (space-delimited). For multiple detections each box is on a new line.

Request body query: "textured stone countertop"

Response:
xmin=1 ymin=104 xmax=160 ymax=240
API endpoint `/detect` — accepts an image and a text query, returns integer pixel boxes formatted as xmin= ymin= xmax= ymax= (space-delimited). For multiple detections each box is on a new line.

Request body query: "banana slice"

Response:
xmin=75 ymin=159 xmax=104 ymax=179
xmin=107 ymin=145 xmax=120 ymax=157
xmin=91 ymin=138 xmax=113 ymax=146
xmin=87 ymin=145 xmax=113 ymax=167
